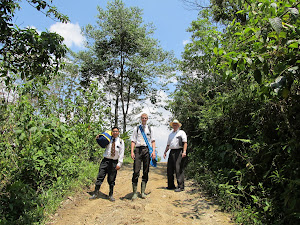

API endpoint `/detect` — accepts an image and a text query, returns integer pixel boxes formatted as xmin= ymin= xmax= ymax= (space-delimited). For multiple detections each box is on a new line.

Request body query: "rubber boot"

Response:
xmin=108 ymin=185 xmax=115 ymax=202
xmin=89 ymin=185 xmax=101 ymax=200
xmin=132 ymin=183 xmax=138 ymax=200
xmin=141 ymin=181 xmax=147 ymax=199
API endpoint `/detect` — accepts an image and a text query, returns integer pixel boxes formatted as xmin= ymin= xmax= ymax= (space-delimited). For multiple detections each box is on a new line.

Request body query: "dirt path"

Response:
xmin=47 ymin=162 xmax=233 ymax=225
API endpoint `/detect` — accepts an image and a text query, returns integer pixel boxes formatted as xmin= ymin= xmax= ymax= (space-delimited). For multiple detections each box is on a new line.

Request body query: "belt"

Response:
xmin=170 ymin=148 xmax=183 ymax=150
xmin=136 ymin=146 xmax=148 ymax=148
xmin=104 ymin=157 xmax=118 ymax=161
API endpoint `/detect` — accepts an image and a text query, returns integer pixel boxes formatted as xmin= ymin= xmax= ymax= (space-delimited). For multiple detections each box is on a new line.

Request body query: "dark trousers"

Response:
xmin=167 ymin=149 xmax=185 ymax=189
xmin=95 ymin=158 xmax=118 ymax=190
xmin=132 ymin=146 xmax=150 ymax=184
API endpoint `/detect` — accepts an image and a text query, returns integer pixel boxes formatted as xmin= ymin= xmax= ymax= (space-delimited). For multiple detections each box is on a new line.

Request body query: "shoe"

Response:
xmin=174 ymin=188 xmax=184 ymax=192
xmin=166 ymin=186 xmax=176 ymax=190
xmin=109 ymin=195 xmax=115 ymax=202
xmin=89 ymin=190 xmax=100 ymax=200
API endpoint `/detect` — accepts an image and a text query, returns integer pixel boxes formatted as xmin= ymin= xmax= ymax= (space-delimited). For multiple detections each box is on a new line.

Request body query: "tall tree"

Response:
xmin=78 ymin=0 xmax=175 ymax=132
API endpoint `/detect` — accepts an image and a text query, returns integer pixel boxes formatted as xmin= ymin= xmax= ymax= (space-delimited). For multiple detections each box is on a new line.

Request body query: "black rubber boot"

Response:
xmin=141 ymin=181 xmax=147 ymax=199
xmin=89 ymin=185 xmax=100 ymax=200
xmin=109 ymin=185 xmax=115 ymax=202
xmin=132 ymin=183 xmax=138 ymax=200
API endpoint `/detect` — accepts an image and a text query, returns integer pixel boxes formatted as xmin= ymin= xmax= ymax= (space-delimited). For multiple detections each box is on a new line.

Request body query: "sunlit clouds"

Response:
xmin=49 ymin=22 xmax=85 ymax=48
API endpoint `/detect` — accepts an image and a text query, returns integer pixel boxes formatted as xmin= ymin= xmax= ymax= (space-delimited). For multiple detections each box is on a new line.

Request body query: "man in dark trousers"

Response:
xmin=130 ymin=113 xmax=156 ymax=200
xmin=163 ymin=119 xmax=187 ymax=192
xmin=90 ymin=127 xmax=124 ymax=201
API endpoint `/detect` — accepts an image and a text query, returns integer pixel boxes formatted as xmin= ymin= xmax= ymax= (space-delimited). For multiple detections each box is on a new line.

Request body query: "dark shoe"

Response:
xmin=89 ymin=190 xmax=100 ymax=200
xmin=109 ymin=195 xmax=115 ymax=202
xmin=174 ymin=188 xmax=184 ymax=192
xmin=166 ymin=186 xmax=176 ymax=190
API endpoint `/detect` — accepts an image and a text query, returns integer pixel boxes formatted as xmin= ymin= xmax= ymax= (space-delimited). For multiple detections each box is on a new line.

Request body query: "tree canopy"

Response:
xmin=171 ymin=0 xmax=300 ymax=224
xmin=78 ymin=0 xmax=176 ymax=132
xmin=0 ymin=0 xmax=69 ymax=84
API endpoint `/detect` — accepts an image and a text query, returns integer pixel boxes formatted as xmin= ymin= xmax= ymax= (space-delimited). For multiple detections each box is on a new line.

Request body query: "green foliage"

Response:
xmin=0 ymin=68 xmax=110 ymax=223
xmin=0 ymin=0 xmax=69 ymax=85
xmin=173 ymin=0 xmax=300 ymax=224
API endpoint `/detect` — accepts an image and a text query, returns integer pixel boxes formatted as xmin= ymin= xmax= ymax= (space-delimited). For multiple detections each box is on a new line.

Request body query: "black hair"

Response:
xmin=111 ymin=126 xmax=119 ymax=131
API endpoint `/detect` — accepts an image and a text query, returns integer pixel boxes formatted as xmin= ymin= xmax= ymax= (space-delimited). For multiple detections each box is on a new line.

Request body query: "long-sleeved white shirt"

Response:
xmin=103 ymin=137 xmax=125 ymax=167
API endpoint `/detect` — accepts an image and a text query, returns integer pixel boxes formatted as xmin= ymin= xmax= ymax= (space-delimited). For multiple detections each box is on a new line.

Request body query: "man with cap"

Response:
xmin=163 ymin=119 xmax=187 ymax=192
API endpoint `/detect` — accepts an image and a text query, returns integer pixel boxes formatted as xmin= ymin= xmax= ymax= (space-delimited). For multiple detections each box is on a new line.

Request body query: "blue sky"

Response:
xmin=14 ymin=0 xmax=201 ymax=160
xmin=15 ymin=0 xmax=200 ymax=58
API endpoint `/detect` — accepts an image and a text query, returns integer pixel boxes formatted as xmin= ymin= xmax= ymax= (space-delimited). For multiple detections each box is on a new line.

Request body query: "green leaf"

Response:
xmin=232 ymin=138 xmax=251 ymax=143
xmin=288 ymin=7 xmax=299 ymax=17
xmin=288 ymin=42 xmax=299 ymax=48
xmin=269 ymin=17 xmax=282 ymax=34
xmin=213 ymin=47 xmax=218 ymax=55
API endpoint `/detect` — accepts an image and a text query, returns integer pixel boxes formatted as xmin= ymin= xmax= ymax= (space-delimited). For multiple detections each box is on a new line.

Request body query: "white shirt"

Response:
xmin=103 ymin=137 xmax=125 ymax=167
xmin=131 ymin=125 xmax=155 ymax=147
xmin=167 ymin=129 xmax=187 ymax=149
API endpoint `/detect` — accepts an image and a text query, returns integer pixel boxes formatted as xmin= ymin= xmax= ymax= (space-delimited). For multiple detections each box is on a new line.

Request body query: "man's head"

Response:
xmin=169 ymin=119 xmax=182 ymax=131
xmin=112 ymin=126 xmax=120 ymax=138
xmin=140 ymin=113 xmax=148 ymax=125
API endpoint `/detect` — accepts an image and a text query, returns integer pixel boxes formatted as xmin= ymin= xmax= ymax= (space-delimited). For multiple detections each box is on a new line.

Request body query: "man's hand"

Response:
xmin=163 ymin=152 xmax=167 ymax=159
xmin=115 ymin=165 xmax=121 ymax=170
xmin=182 ymin=152 xmax=187 ymax=158
xmin=131 ymin=151 xmax=135 ymax=160
xmin=151 ymin=152 xmax=156 ymax=160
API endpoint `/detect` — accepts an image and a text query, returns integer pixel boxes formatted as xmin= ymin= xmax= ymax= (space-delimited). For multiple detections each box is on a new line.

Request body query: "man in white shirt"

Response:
xmin=163 ymin=119 xmax=187 ymax=192
xmin=131 ymin=113 xmax=156 ymax=200
xmin=90 ymin=127 xmax=125 ymax=201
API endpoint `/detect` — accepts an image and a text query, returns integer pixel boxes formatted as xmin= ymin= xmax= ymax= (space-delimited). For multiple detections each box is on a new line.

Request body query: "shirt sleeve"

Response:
xmin=167 ymin=133 xmax=171 ymax=145
xmin=131 ymin=126 xmax=138 ymax=143
xmin=150 ymin=126 xmax=155 ymax=142
xmin=181 ymin=131 xmax=187 ymax=143
xmin=117 ymin=139 xmax=125 ymax=167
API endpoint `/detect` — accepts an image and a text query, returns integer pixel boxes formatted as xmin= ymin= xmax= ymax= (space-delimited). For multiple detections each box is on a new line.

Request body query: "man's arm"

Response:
xmin=131 ymin=141 xmax=136 ymax=160
xmin=151 ymin=141 xmax=156 ymax=159
xmin=182 ymin=142 xmax=187 ymax=158
xmin=116 ymin=140 xmax=125 ymax=170
xmin=163 ymin=145 xmax=170 ymax=159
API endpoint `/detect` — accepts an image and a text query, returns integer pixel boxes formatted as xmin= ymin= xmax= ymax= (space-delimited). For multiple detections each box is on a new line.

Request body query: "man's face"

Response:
xmin=112 ymin=128 xmax=119 ymax=138
xmin=172 ymin=123 xmax=179 ymax=131
xmin=141 ymin=115 xmax=148 ymax=125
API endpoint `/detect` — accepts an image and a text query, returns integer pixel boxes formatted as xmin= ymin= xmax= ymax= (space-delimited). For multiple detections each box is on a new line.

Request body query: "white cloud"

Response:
xmin=49 ymin=22 xmax=85 ymax=48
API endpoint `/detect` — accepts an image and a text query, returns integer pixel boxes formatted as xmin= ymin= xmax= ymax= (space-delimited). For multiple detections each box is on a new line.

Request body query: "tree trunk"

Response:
xmin=114 ymin=95 xmax=119 ymax=128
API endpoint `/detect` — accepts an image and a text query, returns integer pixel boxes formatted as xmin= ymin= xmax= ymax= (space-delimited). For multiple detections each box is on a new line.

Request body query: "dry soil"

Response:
xmin=46 ymin=162 xmax=233 ymax=225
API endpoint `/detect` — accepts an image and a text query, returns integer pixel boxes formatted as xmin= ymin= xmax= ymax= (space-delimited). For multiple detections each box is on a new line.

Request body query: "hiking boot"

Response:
xmin=109 ymin=185 xmax=115 ymax=202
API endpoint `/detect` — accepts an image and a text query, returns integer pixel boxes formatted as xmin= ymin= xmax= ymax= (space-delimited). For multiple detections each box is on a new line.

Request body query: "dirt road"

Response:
xmin=47 ymin=162 xmax=233 ymax=225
